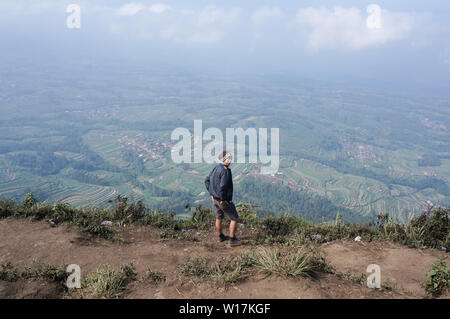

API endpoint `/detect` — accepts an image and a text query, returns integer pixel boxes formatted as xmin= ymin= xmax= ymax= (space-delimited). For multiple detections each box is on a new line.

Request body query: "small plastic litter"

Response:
xmin=48 ymin=219 xmax=56 ymax=227
xmin=101 ymin=221 xmax=113 ymax=226
xmin=310 ymin=234 xmax=322 ymax=241
xmin=354 ymin=236 xmax=362 ymax=242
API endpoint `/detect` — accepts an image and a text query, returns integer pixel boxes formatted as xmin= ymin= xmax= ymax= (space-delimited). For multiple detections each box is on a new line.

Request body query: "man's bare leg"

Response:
xmin=229 ymin=220 xmax=237 ymax=239
xmin=216 ymin=219 xmax=222 ymax=236
xmin=217 ymin=219 xmax=238 ymax=238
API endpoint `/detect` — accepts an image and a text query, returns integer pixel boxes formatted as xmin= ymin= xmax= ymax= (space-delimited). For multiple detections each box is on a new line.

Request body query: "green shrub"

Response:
xmin=425 ymin=258 xmax=449 ymax=298
xmin=25 ymin=202 xmax=53 ymax=221
xmin=235 ymin=202 xmax=260 ymax=228
xmin=407 ymin=207 xmax=449 ymax=249
xmin=185 ymin=205 xmax=216 ymax=230
xmin=72 ymin=208 xmax=114 ymax=239
xmin=376 ymin=212 xmax=389 ymax=228
xmin=23 ymin=192 xmax=38 ymax=208
xmin=336 ymin=271 xmax=367 ymax=285
xmin=405 ymin=222 xmax=426 ymax=248
xmin=178 ymin=253 xmax=256 ymax=286
xmin=421 ymin=208 xmax=449 ymax=249
xmin=27 ymin=263 xmax=68 ymax=283
xmin=1 ymin=261 xmax=68 ymax=285
xmin=260 ymin=213 xmax=303 ymax=237
xmin=382 ymin=219 xmax=407 ymax=244
xmin=177 ymin=257 xmax=212 ymax=279
xmin=111 ymin=195 xmax=146 ymax=225
xmin=0 ymin=200 xmax=14 ymax=219
xmin=140 ymin=209 xmax=178 ymax=229
xmin=143 ymin=268 xmax=166 ymax=285
xmin=307 ymin=249 xmax=335 ymax=275
xmin=0 ymin=262 xmax=20 ymax=282
xmin=3 ymin=193 xmax=449 ymax=252
xmin=51 ymin=203 xmax=75 ymax=224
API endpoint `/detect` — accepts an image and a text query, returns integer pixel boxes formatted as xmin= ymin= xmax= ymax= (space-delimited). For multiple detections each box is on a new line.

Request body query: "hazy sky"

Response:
xmin=1 ymin=0 xmax=450 ymax=94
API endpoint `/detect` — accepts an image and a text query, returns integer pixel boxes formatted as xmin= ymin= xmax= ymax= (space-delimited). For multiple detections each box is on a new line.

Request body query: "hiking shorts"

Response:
xmin=213 ymin=199 xmax=239 ymax=222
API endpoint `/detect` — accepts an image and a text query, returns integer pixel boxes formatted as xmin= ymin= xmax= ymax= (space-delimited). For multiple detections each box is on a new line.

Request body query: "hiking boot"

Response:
xmin=218 ymin=233 xmax=228 ymax=242
xmin=229 ymin=237 xmax=241 ymax=246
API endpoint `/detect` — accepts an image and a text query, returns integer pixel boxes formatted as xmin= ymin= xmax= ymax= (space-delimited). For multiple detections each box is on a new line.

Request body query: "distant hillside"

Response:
xmin=235 ymin=177 xmax=368 ymax=224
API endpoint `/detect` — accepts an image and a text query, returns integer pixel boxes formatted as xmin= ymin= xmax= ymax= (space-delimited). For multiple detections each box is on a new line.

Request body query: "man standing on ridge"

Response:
xmin=204 ymin=150 xmax=241 ymax=246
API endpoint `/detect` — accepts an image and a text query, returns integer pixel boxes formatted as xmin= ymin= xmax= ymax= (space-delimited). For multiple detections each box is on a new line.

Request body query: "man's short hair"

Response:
xmin=219 ymin=150 xmax=232 ymax=162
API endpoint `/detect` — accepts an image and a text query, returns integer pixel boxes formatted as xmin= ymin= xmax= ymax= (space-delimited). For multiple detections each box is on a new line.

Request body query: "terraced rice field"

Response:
xmin=83 ymin=131 xmax=127 ymax=168
xmin=281 ymin=158 xmax=444 ymax=218
xmin=41 ymin=177 xmax=116 ymax=207
xmin=59 ymin=151 xmax=86 ymax=161
xmin=0 ymin=172 xmax=48 ymax=198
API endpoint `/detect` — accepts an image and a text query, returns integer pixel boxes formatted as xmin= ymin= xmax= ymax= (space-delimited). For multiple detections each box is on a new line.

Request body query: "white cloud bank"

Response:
xmin=146 ymin=5 xmax=242 ymax=44
xmin=0 ymin=2 xmax=432 ymax=49
xmin=108 ymin=3 xmax=242 ymax=44
xmin=116 ymin=2 xmax=171 ymax=16
xmin=294 ymin=6 xmax=416 ymax=50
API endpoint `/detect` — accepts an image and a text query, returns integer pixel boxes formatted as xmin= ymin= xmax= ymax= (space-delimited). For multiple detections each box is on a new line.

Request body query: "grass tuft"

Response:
xmin=83 ymin=262 xmax=137 ymax=298
xmin=251 ymin=248 xmax=328 ymax=279
xmin=143 ymin=268 xmax=166 ymax=285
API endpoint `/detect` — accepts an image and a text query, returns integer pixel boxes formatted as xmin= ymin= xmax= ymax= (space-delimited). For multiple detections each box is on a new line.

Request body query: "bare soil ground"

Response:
xmin=0 ymin=217 xmax=448 ymax=299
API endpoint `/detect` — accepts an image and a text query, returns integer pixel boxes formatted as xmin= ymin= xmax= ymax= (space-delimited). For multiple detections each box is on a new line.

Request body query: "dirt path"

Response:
xmin=0 ymin=218 xmax=448 ymax=299
xmin=322 ymin=240 xmax=448 ymax=298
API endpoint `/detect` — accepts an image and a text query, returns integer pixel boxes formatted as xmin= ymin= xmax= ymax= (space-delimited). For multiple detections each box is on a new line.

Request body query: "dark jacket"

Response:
xmin=205 ymin=163 xmax=233 ymax=202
